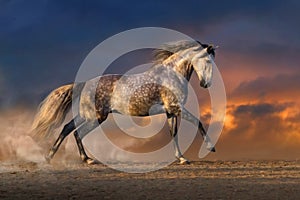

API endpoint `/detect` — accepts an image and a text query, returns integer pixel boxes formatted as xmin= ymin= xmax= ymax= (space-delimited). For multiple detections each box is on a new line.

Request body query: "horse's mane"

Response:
xmin=153 ymin=40 xmax=210 ymax=64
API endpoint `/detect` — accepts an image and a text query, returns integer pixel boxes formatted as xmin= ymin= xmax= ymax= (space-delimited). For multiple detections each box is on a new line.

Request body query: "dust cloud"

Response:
xmin=0 ymin=108 xmax=45 ymax=162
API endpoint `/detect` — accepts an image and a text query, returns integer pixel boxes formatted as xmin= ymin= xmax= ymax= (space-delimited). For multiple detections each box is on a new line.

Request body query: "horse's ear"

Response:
xmin=206 ymin=45 xmax=214 ymax=55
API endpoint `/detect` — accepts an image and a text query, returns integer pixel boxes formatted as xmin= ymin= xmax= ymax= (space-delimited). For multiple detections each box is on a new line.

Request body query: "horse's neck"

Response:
xmin=162 ymin=55 xmax=194 ymax=81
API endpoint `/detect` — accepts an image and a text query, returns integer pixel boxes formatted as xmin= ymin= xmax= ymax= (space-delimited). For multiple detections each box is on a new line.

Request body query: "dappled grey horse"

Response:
xmin=32 ymin=40 xmax=217 ymax=164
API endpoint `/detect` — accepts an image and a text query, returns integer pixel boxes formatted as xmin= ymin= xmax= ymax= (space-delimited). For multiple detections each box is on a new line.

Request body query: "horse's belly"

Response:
xmin=112 ymin=102 xmax=165 ymax=116
xmin=111 ymin=93 xmax=164 ymax=116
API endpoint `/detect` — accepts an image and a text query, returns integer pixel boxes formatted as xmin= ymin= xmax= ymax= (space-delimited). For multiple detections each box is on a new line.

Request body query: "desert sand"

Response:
xmin=0 ymin=160 xmax=299 ymax=199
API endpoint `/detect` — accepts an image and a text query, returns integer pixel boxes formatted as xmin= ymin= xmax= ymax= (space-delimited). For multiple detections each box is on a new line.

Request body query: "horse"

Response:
xmin=32 ymin=40 xmax=217 ymax=165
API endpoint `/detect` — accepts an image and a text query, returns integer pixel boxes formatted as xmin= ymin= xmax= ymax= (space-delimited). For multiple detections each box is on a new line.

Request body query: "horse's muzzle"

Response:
xmin=200 ymin=81 xmax=210 ymax=88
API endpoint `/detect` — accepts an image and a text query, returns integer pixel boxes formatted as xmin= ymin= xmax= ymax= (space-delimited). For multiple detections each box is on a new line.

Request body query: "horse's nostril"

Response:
xmin=200 ymin=81 xmax=208 ymax=88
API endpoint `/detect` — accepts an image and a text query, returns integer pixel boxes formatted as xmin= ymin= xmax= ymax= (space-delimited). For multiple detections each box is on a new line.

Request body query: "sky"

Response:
xmin=0 ymin=0 xmax=300 ymax=160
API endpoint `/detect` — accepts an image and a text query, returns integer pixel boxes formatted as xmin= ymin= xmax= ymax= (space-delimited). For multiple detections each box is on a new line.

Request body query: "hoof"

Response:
xmin=207 ymin=147 xmax=216 ymax=152
xmin=85 ymin=158 xmax=99 ymax=165
xmin=178 ymin=157 xmax=190 ymax=165
xmin=45 ymin=155 xmax=51 ymax=164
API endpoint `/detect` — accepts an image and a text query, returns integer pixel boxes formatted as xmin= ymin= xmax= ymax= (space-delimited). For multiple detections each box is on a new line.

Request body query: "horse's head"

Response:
xmin=154 ymin=40 xmax=217 ymax=88
xmin=191 ymin=44 xmax=217 ymax=88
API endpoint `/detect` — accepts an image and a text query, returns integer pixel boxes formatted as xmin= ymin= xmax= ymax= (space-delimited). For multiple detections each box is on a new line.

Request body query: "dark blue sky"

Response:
xmin=0 ymin=0 xmax=300 ymax=108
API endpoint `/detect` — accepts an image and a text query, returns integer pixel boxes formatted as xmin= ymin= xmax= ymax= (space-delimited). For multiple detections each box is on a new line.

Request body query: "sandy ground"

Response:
xmin=0 ymin=160 xmax=299 ymax=199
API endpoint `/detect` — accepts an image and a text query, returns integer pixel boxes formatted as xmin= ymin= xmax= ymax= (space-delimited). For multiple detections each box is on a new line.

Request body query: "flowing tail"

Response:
xmin=31 ymin=83 xmax=84 ymax=140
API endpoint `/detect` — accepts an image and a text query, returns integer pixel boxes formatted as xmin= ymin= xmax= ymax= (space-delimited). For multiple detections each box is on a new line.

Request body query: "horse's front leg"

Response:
xmin=181 ymin=107 xmax=216 ymax=152
xmin=166 ymin=113 xmax=190 ymax=164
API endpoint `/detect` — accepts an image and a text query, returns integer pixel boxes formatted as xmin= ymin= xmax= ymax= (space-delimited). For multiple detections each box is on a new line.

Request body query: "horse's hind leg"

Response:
xmin=166 ymin=113 xmax=190 ymax=165
xmin=73 ymin=120 xmax=101 ymax=164
xmin=46 ymin=115 xmax=85 ymax=162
